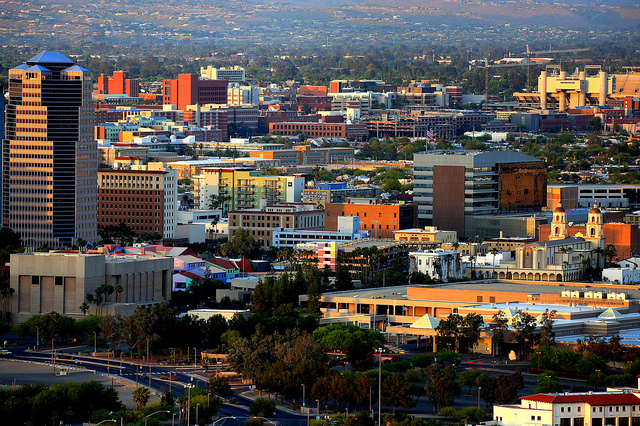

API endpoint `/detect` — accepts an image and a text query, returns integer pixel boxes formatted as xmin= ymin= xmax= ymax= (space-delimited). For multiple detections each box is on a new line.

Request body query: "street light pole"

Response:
xmin=196 ymin=403 xmax=200 ymax=426
xmin=478 ymin=386 xmax=482 ymax=409
xmin=145 ymin=410 xmax=170 ymax=426
xmin=94 ymin=331 xmax=97 ymax=355
xmin=186 ymin=384 xmax=192 ymax=426
xmin=377 ymin=348 xmax=382 ymax=426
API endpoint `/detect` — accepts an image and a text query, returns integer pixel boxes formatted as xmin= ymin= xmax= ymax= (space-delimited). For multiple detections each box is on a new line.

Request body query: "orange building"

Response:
xmin=324 ymin=201 xmax=416 ymax=239
xmin=539 ymin=222 xmax=640 ymax=261
xmin=95 ymin=71 xmax=139 ymax=97
xmin=547 ymin=186 xmax=579 ymax=210
xmin=299 ymin=85 xmax=328 ymax=97
xmin=162 ymin=74 xmax=227 ymax=110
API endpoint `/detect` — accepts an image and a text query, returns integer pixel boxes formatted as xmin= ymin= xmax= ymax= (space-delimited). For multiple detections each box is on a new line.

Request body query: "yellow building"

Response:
xmin=393 ymin=226 xmax=457 ymax=243
xmin=193 ymin=168 xmax=305 ymax=211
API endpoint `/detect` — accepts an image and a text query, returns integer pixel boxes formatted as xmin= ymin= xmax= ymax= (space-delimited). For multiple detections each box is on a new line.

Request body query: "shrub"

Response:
xmin=249 ymin=398 xmax=276 ymax=418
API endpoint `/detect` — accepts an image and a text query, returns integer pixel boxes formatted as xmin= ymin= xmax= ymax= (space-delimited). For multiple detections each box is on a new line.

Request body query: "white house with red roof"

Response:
xmin=494 ymin=389 xmax=640 ymax=426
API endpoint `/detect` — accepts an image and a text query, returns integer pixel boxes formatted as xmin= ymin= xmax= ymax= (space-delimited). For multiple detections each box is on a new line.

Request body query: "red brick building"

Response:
xmin=269 ymin=121 xmax=368 ymax=139
xmin=98 ymin=169 xmax=178 ymax=238
xmin=162 ymin=74 xmax=227 ymax=110
xmin=324 ymin=201 xmax=416 ymax=239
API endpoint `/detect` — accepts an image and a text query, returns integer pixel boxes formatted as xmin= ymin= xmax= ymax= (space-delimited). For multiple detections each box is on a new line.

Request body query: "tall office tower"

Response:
xmin=2 ymin=51 xmax=98 ymax=248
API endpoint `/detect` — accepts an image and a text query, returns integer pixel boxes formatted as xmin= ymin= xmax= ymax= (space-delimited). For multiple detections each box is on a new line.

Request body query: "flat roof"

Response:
xmin=322 ymin=285 xmax=409 ymax=300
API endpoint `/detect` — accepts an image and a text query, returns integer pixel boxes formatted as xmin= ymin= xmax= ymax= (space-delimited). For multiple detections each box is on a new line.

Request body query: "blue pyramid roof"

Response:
xmin=63 ymin=65 xmax=91 ymax=73
xmin=27 ymin=65 xmax=51 ymax=72
xmin=27 ymin=51 xmax=74 ymax=65
xmin=10 ymin=64 xmax=29 ymax=71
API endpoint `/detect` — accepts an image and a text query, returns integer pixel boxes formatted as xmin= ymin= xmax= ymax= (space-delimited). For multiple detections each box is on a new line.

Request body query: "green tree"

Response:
xmin=424 ymin=364 xmax=460 ymax=412
xmin=249 ymin=398 xmax=276 ymax=418
xmin=207 ymin=376 xmax=233 ymax=400
xmin=382 ymin=372 xmax=414 ymax=413
xmin=221 ymin=228 xmax=256 ymax=258
xmin=534 ymin=371 xmax=563 ymax=394
xmin=539 ymin=309 xmax=557 ymax=346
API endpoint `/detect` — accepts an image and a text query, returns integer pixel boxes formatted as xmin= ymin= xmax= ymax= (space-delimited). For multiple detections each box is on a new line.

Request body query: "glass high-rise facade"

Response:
xmin=2 ymin=51 xmax=98 ymax=248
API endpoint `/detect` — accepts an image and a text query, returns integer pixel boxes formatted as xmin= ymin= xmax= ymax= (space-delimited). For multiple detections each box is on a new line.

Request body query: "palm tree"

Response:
xmin=604 ymin=244 xmax=618 ymax=268
xmin=592 ymin=246 xmax=605 ymax=269
xmin=115 ymin=284 xmax=123 ymax=317
xmin=451 ymin=241 xmax=460 ymax=252
xmin=469 ymin=255 xmax=476 ymax=280
xmin=443 ymin=254 xmax=454 ymax=281
xmin=559 ymin=246 xmax=573 ymax=281
xmin=489 ymin=247 xmax=499 ymax=278
xmin=1 ymin=287 xmax=15 ymax=322
xmin=132 ymin=386 xmax=150 ymax=409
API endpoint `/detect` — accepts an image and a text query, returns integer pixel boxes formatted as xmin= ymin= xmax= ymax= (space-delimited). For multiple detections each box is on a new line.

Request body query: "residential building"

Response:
xmin=98 ymin=168 xmax=178 ymax=238
xmin=2 ymin=51 xmax=98 ymax=248
xmin=324 ymin=200 xmax=416 ymax=239
xmin=413 ymin=150 xmax=546 ymax=237
xmin=162 ymin=74 xmax=227 ymax=110
xmin=250 ymin=145 xmax=355 ymax=167
xmin=273 ymin=216 xmax=367 ymax=248
xmin=9 ymin=252 xmax=174 ymax=323
xmin=192 ymin=168 xmax=304 ymax=210
xmin=200 ymin=65 xmax=246 ymax=82
xmin=228 ymin=202 xmax=325 ymax=247
xmin=268 ymin=122 xmax=368 ymax=140
xmin=302 ymin=182 xmax=380 ymax=205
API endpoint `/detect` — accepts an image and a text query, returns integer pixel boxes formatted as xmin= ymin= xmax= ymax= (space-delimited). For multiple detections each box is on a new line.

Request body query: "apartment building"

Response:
xmin=228 ymin=203 xmax=325 ymax=247
xmin=193 ymin=168 xmax=304 ymax=211
xmin=98 ymin=168 xmax=178 ymax=238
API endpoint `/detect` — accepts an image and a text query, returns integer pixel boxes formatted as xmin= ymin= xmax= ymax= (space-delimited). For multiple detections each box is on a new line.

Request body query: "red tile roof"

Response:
xmin=177 ymin=271 xmax=203 ymax=281
xmin=206 ymin=258 xmax=237 ymax=270
xmin=522 ymin=393 xmax=640 ymax=406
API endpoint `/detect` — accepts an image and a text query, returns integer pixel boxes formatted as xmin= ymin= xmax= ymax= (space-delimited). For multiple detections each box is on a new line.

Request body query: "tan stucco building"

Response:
xmin=9 ymin=252 xmax=174 ymax=323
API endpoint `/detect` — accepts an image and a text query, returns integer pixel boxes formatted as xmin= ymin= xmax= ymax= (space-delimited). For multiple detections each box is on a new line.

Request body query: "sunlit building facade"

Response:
xmin=2 ymin=51 xmax=98 ymax=248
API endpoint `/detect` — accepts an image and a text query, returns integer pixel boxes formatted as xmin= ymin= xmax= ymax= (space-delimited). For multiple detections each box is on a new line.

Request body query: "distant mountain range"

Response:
xmin=265 ymin=0 xmax=640 ymax=28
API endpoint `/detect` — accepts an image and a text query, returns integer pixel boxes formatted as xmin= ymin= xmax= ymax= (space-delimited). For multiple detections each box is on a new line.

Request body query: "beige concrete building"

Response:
xmin=9 ymin=252 xmax=174 ymax=323
xmin=228 ymin=202 xmax=324 ymax=248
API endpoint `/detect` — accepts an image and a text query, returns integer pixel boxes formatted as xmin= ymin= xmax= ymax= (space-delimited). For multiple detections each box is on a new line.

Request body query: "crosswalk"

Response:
xmin=120 ymin=371 xmax=176 ymax=377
